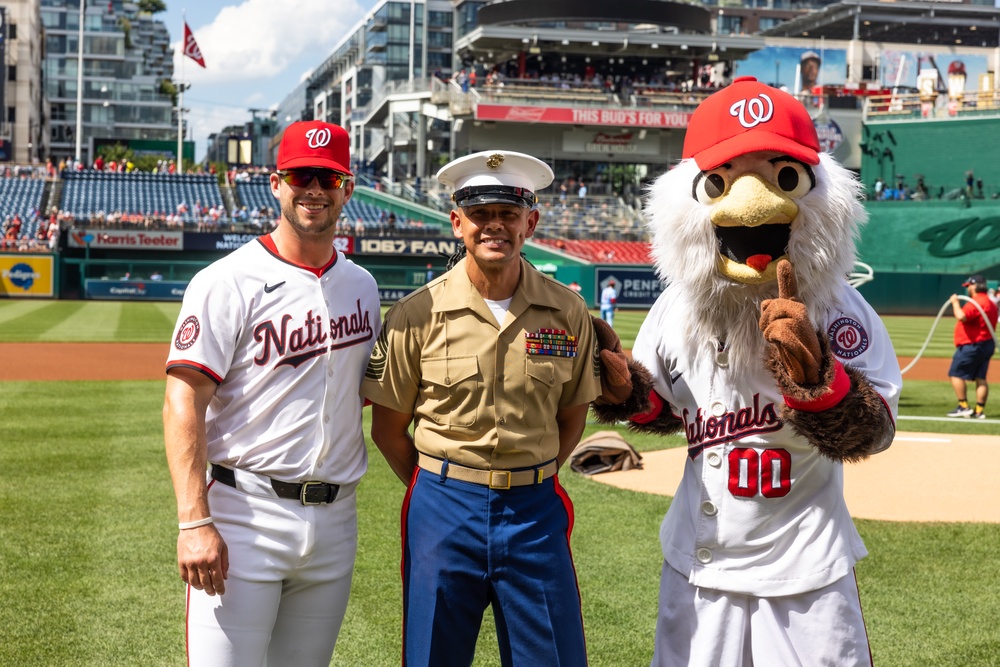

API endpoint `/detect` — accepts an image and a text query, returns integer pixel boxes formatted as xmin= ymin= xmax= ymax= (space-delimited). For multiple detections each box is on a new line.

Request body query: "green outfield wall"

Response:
xmin=857 ymin=199 xmax=1000 ymax=314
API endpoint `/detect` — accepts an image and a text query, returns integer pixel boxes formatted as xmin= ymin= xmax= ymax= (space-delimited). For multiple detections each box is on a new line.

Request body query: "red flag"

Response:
xmin=183 ymin=22 xmax=206 ymax=68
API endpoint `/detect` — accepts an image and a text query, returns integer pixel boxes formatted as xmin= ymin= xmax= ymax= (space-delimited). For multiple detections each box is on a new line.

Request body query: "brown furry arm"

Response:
xmin=765 ymin=335 xmax=894 ymax=462
xmin=590 ymin=360 xmax=684 ymax=435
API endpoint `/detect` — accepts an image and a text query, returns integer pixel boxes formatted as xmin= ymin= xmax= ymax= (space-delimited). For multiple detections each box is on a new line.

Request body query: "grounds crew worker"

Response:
xmin=363 ymin=149 xmax=600 ymax=666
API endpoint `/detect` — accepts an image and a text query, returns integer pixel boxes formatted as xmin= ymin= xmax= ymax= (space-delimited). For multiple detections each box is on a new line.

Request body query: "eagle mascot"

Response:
xmin=593 ymin=77 xmax=902 ymax=666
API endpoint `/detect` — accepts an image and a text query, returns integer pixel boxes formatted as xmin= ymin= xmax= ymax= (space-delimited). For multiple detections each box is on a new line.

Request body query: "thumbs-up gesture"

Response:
xmin=759 ymin=260 xmax=824 ymax=386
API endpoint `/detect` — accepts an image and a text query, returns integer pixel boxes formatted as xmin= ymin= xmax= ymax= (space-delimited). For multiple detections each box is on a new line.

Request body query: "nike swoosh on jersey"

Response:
xmin=264 ymin=281 xmax=286 ymax=293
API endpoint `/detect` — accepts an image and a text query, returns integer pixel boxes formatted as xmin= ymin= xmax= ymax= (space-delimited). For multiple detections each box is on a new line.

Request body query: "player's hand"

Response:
xmin=759 ymin=260 xmax=823 ymax=386
xmin=592 ymin=316 xmax=633 ymax=405
xmin=177 ymin=525 xmax=229 ymax=596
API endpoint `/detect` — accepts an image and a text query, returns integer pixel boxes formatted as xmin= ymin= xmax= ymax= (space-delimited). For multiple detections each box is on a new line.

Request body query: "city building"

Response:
xmin=2 ymin=0 xmax=47 ymax=163
xmin=40 ymin=0 xmax=178 ymax=166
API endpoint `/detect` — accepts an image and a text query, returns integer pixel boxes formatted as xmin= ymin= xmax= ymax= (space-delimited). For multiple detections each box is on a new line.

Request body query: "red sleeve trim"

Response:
xmin=783 ymin=360 xmax=850 ymax=413
xmin=630 ymin=390 xmax=664 ymax=425
xmin=166 ymin=361 xmax=223 ymax=385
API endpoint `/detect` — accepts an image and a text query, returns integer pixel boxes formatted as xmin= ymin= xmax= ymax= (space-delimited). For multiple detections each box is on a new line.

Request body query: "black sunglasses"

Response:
xmin=277 ymin=168 xmax=350 ymax=190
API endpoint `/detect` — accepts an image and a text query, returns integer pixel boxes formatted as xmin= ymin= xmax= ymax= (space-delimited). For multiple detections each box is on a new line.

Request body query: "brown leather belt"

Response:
xmin=417 ymin=453 xmax=557 ymax=489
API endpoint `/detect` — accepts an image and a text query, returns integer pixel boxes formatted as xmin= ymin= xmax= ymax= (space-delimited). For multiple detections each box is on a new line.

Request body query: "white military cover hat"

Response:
xmin=437 ymin=150 xmax=554 ymax=208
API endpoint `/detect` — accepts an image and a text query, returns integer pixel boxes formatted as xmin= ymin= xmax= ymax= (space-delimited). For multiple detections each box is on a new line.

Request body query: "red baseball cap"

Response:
xmin=683 ymin=76 xmax=820 ymax=170
xmin=277 ymin=120 xmax=352 ymax=175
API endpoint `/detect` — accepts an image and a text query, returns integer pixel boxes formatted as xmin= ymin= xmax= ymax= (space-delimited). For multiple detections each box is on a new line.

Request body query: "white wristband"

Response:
xmin=178 ymin=517 xmax=214 ymax=530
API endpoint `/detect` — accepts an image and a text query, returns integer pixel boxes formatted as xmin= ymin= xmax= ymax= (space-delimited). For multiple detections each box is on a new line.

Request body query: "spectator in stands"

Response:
xmin=150 ymin=271 xmax=164 ymax=281
xmin=568 ymin=280 xmax=582 ymax=294
xmin=600 ymin=280 xmax=618 ymax=327
xmin=355 ymin=217 xmax=365 ymax=236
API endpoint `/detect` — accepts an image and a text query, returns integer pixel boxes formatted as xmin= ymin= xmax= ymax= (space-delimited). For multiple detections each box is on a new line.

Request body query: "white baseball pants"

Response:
xmin=185 ymin=480 xmax=358 ymax=667
xmin=652 ymin=561 xmax=873 ymax=666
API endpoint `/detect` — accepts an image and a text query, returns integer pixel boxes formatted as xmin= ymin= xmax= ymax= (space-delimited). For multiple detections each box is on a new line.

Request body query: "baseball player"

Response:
xmin=163 ymin=120 xmax=380 ymax=667
xmin=594 ymin=78 xmax=902 ymax=665
xmin=600 ymin=279 xmax=618 ymax=326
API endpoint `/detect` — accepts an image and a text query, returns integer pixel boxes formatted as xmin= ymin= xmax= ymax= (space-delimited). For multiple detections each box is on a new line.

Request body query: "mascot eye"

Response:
xmin=694 ymin=172 xmax=728 ymax=204
xmin=774 ymin=163 xmax=814 ymax=199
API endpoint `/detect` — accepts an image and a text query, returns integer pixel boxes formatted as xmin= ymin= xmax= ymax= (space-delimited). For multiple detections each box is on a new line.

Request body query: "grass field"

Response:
xmin=1 ymin=300 xmax=998 ymax=665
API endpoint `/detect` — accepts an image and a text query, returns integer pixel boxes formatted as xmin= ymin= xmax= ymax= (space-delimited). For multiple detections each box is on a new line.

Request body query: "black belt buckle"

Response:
xmin=299 ymin=481 xmax=338 ymax=505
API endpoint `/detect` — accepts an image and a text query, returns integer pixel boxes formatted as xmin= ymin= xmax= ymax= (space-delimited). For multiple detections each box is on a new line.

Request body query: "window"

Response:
xmin=8 ymin=65 xmax=15 ymax=82
xmin=717 ymin=15 xmax=743 ymax=35
xmin=8 ymin=23 xmax=15 ymax=40
xmin=428 ymin=11 xmax=452 ymax=28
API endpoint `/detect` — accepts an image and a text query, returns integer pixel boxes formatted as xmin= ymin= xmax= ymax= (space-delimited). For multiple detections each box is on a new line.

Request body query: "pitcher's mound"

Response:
xmin=589 ymin=431 xmax=1000 ymax=523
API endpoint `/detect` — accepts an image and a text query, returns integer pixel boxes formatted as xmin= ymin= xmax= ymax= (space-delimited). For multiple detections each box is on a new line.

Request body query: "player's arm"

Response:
xmin=555 ymin=403 xmax=591 ymax=468
xmin=163 ymin=366 xmax=229 ymax=596
xmin=369 ymin=403 xmax=418 ymax=484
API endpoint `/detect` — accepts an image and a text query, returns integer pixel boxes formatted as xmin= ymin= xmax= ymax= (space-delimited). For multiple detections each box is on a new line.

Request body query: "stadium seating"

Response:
xmin=535 ymin=238 xmax=653 ymax=264
xmin=60 ymin=171 xmax=225 ymax=223
xmin=0 ymin=176 xmax=45 ymax=224
xmin=235 ymin=174 xmax=433 ymax=234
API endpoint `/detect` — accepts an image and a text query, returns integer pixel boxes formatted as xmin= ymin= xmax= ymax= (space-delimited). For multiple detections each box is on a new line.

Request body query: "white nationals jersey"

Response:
xmin=632 ymin=281 xmax=901 ymax=597
xmin=166 ymin=238 xmax=380 ymax=486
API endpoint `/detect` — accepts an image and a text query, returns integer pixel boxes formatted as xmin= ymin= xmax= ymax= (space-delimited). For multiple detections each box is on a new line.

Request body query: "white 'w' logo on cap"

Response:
xmin=729 ymin=94 xmax=773 ymax=129
xmin=306 ymin=127 xmax=332 ymax=149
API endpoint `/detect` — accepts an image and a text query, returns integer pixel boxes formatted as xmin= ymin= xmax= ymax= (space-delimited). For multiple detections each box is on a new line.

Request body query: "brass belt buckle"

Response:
xmin=300 ymin=481 xmax=326 ymax=505
xmin=489 ymin=470 xmax=511 ymax=490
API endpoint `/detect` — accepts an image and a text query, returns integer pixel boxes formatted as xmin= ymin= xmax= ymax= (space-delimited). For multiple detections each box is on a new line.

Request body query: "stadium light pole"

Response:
xmin=74 ymin=0 xmax=86 ymax=165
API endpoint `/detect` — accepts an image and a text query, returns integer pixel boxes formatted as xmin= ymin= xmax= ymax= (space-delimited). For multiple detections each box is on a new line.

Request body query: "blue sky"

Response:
xmin=161 ymin=0 xmax=378 ymax=160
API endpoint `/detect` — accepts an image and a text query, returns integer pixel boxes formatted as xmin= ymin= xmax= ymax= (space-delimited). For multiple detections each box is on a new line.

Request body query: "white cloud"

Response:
xmin=185 ymin=104 xmax=245 ymax=146
xmin=173 ymin=0 xmax=367 ymax=85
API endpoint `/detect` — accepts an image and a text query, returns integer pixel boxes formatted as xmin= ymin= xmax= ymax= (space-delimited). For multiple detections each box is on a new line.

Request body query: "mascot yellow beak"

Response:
xmin=710 ymin=173 xmax=798 ymax=285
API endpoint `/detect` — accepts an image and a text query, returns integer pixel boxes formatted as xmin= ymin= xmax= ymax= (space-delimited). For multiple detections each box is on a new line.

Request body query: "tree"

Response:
xmin=137 ymin=0 xmax=167 ymax=14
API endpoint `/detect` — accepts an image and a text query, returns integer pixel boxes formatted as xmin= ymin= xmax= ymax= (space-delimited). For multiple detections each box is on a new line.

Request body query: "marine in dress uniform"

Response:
xmin=362 ymin=150 xmax=600 ymax=667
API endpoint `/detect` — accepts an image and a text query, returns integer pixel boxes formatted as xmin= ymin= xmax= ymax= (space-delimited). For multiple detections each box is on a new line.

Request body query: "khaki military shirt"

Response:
xmin=363 ymin=257 xmax=600 ymax=470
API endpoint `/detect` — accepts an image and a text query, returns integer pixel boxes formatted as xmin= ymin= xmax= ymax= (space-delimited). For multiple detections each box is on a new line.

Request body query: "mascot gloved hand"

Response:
xmin=590 ymin=317 xmax=679 ymax=434
xmin=758 ymin=258 xmax=894 ymax=462
xmin=759 ymin=260 xmax=824 ymax=386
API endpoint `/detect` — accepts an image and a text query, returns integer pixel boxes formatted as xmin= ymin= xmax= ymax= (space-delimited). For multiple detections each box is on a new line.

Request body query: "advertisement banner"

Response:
xmin=85 ymin=279 xmax=188 ymax=301
xmin=595 ymin=267 xmax=666 ymax=308
xmin=170 ymin=233 xmax=355 ymax=254
xmin=378 ymin=287 xmax=418 ymax=302
xmin=476 ymin=104 xmax=693 ymax=129
xmin=562 ymin=129 xmax=661 ymax=156
xmin=0 ymin=254 xmax=55 ymax=298
xmin=355 ymin=236 xmax=459 ymax=256
xmin=67 ymin=229 xmax=184 ymax=251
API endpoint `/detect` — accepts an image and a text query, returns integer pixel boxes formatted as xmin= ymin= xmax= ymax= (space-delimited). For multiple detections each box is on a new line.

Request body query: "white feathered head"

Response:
xmin=645 ymin=77 xmax=867 ymax=374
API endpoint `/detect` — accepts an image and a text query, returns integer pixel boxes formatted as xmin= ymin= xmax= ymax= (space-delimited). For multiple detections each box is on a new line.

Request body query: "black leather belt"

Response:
xmin=211 ymin=464 xmax=340 ymax=505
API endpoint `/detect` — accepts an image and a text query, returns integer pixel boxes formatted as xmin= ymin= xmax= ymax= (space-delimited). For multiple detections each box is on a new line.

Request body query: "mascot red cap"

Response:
xmin=682 ymin=76 xmax=820 ymax=170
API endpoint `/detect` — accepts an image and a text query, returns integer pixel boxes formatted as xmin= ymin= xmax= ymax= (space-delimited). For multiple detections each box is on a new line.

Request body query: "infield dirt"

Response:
xmin=0 ymin=344 xmax=990 ymax=383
